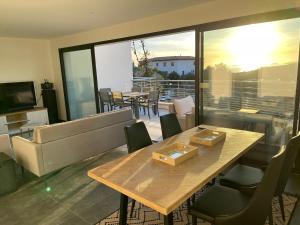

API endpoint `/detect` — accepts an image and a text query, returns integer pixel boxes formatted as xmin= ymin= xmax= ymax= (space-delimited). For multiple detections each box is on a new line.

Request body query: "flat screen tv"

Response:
xmin=0 ymin=81 xmax=37 ymax=114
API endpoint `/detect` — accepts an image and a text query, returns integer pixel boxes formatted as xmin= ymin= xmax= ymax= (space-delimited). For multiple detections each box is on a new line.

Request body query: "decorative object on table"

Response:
xmin=41 ymin=79 xmax=53 ymax=90
xmin=41 ymin=79 xmax=58 ymax=124
xmin=42 ymin=89 xmax=58 ymax=124
xmin=190 ymin=129 xmax=226 ymax=146
xmin=152 ymin=142 xmax=197 ymax=166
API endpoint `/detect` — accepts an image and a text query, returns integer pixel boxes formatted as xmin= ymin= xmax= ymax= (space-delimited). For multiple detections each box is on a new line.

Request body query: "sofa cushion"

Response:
xmin=173 ymin=96 xmax=195 ymax=116
xmin=34 ymin=108 xmax=133 ymax=144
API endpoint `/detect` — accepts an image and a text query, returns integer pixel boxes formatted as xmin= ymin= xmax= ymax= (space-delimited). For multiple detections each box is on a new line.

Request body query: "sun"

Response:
xmin=226 ymin=22 xmax=280 ymax=72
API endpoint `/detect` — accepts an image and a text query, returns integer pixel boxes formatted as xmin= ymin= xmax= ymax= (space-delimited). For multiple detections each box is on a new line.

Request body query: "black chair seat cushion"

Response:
xmin=240 ymin=143 xmax=280 ymax=168
xmin=189 ymin=185 xmax=250 ymax=222
xmin=220 ymin=164 xmax=264 ymax=190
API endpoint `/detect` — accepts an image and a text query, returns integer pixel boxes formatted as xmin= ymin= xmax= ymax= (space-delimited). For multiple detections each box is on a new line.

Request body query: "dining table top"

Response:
xmin=88 ymin=125 xmax=264 ymax=215
xmin=122 ymin=91 xmax=149 ymax=98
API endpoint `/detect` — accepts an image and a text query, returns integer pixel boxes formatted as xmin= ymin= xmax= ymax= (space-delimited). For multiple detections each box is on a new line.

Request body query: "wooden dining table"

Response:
xmin=122 ymin=92 xmax=149 ymax=119
xmin=88 ymin=125 xmax=264 ymax=225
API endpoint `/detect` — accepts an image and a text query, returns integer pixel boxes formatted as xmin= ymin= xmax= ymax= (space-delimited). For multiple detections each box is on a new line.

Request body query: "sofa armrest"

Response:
xmin=12 ymin=136 xmax=44 ymax=177
xmin=0 ymin=134 xmax=13 ymax=158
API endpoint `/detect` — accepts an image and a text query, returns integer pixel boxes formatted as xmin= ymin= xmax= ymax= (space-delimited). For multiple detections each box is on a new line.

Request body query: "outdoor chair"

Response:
xmin=112 ymin=91 xmax=132 ymax=109
xmin=139 ymin=90 xmax=160 ymax=119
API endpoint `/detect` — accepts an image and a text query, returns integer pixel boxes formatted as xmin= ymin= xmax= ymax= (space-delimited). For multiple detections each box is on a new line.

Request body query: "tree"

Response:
xmin=167 ymin=71 xmax=180 ymax=80
xmin=132 ymin=40 xmax=154 ymax=77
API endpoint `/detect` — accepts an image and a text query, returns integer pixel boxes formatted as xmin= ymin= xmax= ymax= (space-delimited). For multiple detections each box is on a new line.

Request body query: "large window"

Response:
xmin=200 ymin=18 xmax=300 ymax=146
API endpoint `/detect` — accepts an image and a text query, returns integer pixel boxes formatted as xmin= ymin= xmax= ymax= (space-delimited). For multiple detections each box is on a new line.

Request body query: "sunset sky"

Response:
xmin=132 ymin=17 xmax=300 ymax=72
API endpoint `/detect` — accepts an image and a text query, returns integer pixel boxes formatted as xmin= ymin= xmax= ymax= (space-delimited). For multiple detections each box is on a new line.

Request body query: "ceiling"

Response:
xmin=0 ymin=0 xmax=208 ymax=39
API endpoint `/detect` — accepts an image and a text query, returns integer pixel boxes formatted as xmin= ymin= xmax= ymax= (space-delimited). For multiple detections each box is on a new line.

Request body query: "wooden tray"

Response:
xmin=152 ymin=142 xmax=197 ymax=166
xmin=190 ymin=129 xmax=226 ymax=146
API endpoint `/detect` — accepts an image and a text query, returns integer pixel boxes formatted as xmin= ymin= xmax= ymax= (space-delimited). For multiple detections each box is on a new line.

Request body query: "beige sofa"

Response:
xmin=12 ymin=109 xmax=135 ymax=177
xmin=0 ymin=134 xmax=13 ymax=158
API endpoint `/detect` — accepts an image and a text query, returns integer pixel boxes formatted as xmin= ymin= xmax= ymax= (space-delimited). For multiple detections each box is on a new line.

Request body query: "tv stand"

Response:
xmin=0 ymin=108 xmax=49 ymax=136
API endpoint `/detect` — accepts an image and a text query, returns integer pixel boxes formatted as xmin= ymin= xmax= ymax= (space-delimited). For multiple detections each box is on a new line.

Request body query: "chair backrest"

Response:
xmin=160 ymin=113 xmax=182 ymax=140
xmin=148 ymin=90 xmax=159 ymax=102
xmin=132 ymin=86 xmax=141 ymax=92
xmin=215 ymin=146 xmax=286 ymax=225
xmin=124 ymin=122 xmax=152 ymax=153
xmin=99 ymin=89 xmax=111 ymax=103
xmin=276 ymin=132 xmax=300 ymax=195
xmin=112 ymin=91 xmax=124 ymax=104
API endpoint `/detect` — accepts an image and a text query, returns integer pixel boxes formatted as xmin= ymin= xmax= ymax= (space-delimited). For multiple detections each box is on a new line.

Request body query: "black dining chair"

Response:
xmin=124 ymin=122 xmax=153 ymax=217
xmin=239 ymin=143 xmax=280 ymax=169
xmin=160 ymin=113 xmax=182 ymax=140
xmin=219 ymin=132 xmax=300 ymax=222
xmin=188 ymin=146 xmax=286 ymax=225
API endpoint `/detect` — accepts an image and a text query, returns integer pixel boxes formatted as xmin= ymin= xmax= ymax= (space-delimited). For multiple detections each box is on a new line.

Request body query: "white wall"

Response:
xmin=50 ymin=0 xmax=300 ymax=120
xmin=0 ymin=37 xmax=54 ymax=107
xmin=95 ymin=42 xmax=133 ymax=92
xmin=149 ymin=59 xmax=195 ymax=75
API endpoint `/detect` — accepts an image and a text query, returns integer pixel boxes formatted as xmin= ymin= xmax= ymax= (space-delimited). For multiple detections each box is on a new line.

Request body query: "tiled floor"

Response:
xmin=0 ymin=146 xmax=128 ymax=225
xmin=0 ymin=108 xmax=166 ymax=225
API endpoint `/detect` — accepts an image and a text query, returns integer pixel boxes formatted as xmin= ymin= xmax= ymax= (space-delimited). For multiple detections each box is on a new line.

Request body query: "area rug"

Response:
xmin=96 ymin=194 xmax=298 ymax=225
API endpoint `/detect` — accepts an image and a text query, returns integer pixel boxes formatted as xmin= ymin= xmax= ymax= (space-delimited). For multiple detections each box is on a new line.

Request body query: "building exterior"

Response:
xmin=148 ymin=56 xmax=195 ymax=75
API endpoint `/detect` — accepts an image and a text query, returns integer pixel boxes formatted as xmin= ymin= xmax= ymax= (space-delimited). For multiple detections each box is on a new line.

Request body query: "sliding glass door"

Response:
xmin=199 ymin=18 xmax=300 ymax=146
xmin=60 ymin=47 xmax=99 ymax=120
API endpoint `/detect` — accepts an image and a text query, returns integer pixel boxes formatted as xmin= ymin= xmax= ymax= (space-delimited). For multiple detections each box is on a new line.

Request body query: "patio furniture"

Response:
xmin=160 ymin=113 xmax=182 ymax=140
xmin=124 ymin=121 xmax=153 ymax=217
xmin=139 ymin=90 xmax=160 ymax=119
xmin=168 ymin=96 xmax=195 ymax=130
xmin=219 ymin=132 xmax=300 ymax=221
xmin=131 ymin=86 xmax=141 ymax=92
xmin=99 ymin=88 xmax=113 ymax=112
xmin=188 ymin=147 xmax=285 ymax=225
xmin=122 ymin=92 xmax=149 ymax=119
xmin=112 ymin=92 xmax=132 ymax=109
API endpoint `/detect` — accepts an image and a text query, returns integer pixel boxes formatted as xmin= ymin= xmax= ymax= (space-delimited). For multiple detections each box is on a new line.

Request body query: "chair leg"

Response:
xmin=278 ymin=195 xmax=285 ymax=221
xmin=130 ymin=200 xmax=136 ymax=218
xmin=186 ymin=198 xmax=191 ymax=210
xmin=269 ymin=205 xmax=273 ymax=225
xmin=147 ymin=106 xmax=150 ymax=119
xmin=192 ymin=215 xmax=197 ymax=225
xmin=191 ymin=194 xmax=196 ymax=204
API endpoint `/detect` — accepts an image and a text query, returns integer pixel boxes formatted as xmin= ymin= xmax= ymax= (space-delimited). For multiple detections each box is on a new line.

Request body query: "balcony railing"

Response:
xmin=133 ymin=77 xmax=195 ymax=100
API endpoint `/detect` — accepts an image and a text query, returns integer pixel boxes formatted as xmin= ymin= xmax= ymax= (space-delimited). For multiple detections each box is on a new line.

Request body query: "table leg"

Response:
xmin=119 ymin=193 xmax=128 ymax=225
xmin=163 ymin=212 xmax=173 ymax=225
